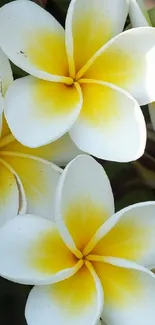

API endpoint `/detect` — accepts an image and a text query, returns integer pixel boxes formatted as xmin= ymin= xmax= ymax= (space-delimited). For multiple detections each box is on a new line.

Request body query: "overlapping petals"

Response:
xmin=26 ymin=262 xmax=103 ymax=325
xmin=83 ymin=27 xmax=155 ymax=105
xmin=90 ymin=201 xmax=155 ymax=269
xmin=0 ymin=47 xmax=82 ymax=224
xmin=3 ymin=131 xmax=82 ymax=166
xmin=92 ymin=258 xmax=155 ymax=325
xmin=0 ymin=155 xmax=155 ymax=325
xmin=5 ymin=76 xmax=82 ymax=147
xmin=65 ymin=0 xmax=129 ymax=75
xmin=70 ymin=80 xmax=146 ymax=161
xmin=0 ymin=159 xmax=19 ymax=226
xmin=0 ymin=116 xmax=62 ymax=221
xmin=128 ymin=0 xmax=155 ymax=133
xmin=129 ymin=0 xmax=151 ymax=27
xmin=0 ymin=47 xmax=13 ymax=95
xmin=0 ymin=0 xmax=154 ymax=161
xmin=1 ymin=153 xmax=61 ymax=219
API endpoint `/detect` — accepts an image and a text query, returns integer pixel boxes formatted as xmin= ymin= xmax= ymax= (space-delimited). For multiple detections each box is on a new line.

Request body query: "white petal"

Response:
xmin=0 ymin=47 xmax=13 ymax=95
xmin=91 ymin=201 xmax=155 ymax=269
xmin=0 ymin=215 xmax=81 ymax=285
xmin=70 ymin=80 xmax=146 ymax=162
xmin=0 ymin=157 xmax=27 ymax=215
xmin=25 ymin=261 xmax=103 ymax=325
xmin=0 ymin=96 xmax=3 ymax=137
xmin=65 ymin=0 xmax=129 ymax=75
xmin=0 ymin=0 xmax=70 ymax=83
xmin=4 ymin=76 xmax=82 ymax=147
xmin=92 ymin=257 xmax=155 ymax=325
xmin=55 ymin=155 xmax=114 ymax=257
xmin=3 ymin=133 xmax=83 ymax=167
xmin=0 ymin=158 xmax=19 ymax=226
xmin=129 ymin=0 xmax=151 ymax=27
xmin=84 ymin=27 xmax=155 ymax=105
xmin=1 ymin=152 xmax=61 ymax=219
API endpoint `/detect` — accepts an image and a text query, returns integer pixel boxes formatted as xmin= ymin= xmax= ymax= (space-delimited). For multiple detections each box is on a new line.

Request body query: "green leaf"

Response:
xmin=115 ymin=188 xmax=155 ymax=211
xmin=10 ymin=62 xmax=28 ymax=79
xmin=148 ymin=7 xmax=155 ymax=27
xmin=0 ymin=0 xmax=12 ymax=7
xmin=56 ymin=0 xmax=70 ymax=12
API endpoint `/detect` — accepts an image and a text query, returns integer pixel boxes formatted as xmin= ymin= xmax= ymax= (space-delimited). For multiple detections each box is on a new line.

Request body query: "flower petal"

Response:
xmin=0 ymin=157 xmax=27 ymax=215
xmin=91 ymin=201 xmax=155 ymax=269
xmin=0 ymin=98 xmax=3 ymax=137
xmin=83 ymin=27 xmax=155 ymax=105
xmin=0 ymin=158 xmax=19 ymax=226
xmin=0 ymin=1 xmax=71 ymax=83
xmin=148 ymin=102 xmax=155 ymax=131
xmin=70 ymin=80 xmax=146 ymax=162
xmin=4 ymin=76 xmax=82 ymax=147
xmin=1 ymin=152 xmax=61 ymax=219
xmin=25 ymin=261 xmax=103 ymax=325
xmin=92 ymin=257 xmax=155 ymax=325
xmin=3 ymin=132 xmax=83 ymax=167
xmin=65 ymin=0 xmax=129 ymax=76
xmin=0 ymin=214 xmax=82 ymax=285
xmin=0 ymin=48 xmax=13 ymax=95
xmin=55 ymin=155 xmax=114 ymax=257
xmin=129 ymin=0 xmax=151 ymax=27
xmin=1 ymin=113 xmax=10 ymax=138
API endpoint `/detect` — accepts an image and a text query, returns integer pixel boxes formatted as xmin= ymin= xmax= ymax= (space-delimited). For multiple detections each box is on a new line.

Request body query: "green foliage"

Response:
xmin=55 ymin=0 xmax=70 ymax=13
xmin=0 ymin=0 xmax=12 ymax=7
xmin=148 ymin=7 xmax=155 ymax=27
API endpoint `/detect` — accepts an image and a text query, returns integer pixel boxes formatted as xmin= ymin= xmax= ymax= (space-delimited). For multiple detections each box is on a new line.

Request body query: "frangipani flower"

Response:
xmin=0 ymin=155 xmax=155 ymax=325
xmin=1 ymin=1 xmax=155 ymax=161
xmin=129 ymin=0 xmax=155 ymax=131
xmin=0 ymin=47 xmax=81 ymax=225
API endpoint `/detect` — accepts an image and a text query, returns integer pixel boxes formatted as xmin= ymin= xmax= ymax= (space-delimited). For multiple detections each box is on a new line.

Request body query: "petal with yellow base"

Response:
xmin=25 ymin=262 xmax=103 ymax=325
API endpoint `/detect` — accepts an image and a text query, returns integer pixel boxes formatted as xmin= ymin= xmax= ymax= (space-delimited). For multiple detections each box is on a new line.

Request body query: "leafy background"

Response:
xmin=0 ymin=0 xmax=155 ymax=324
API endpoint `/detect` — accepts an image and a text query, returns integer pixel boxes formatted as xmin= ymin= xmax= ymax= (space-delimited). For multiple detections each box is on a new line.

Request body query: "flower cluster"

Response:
xmin=0 ymin=0 xmax=155 ymax=325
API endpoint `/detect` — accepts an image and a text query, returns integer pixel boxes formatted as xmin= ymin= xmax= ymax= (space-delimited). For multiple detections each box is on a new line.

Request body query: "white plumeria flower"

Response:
xmin=129 ymin=0 xmax=155 ymax=131
xmin=0 ymin=155 xmax=155 ymax=325
xmin=1 ymin=1 xmax=155 ymax=162
xmin=0 ymin=47 xmax=82 ymax=225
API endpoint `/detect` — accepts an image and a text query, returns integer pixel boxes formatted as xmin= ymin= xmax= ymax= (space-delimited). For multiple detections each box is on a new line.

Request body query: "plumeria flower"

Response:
xmin=129 ymin=0 xmax=155 ymax=131
xmin=1 ymin=1 xmax=155 ymax=161
xmin=0 ymin=47 xmax=81 ymax=225
xmin=0 ymin=155 xmax=155 ymax=325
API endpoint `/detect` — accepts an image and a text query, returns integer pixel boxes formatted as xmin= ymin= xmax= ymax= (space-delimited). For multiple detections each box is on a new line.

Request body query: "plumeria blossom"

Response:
xmin=129 ymin=0 xmax=155 ymax=131
xmin=0 ymin=47 xmax=82 ymax=225
xmin=0 ymin=155 xmax=155 ymax=325
xmin=2 ymin=2 xmax=155 ymax=161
